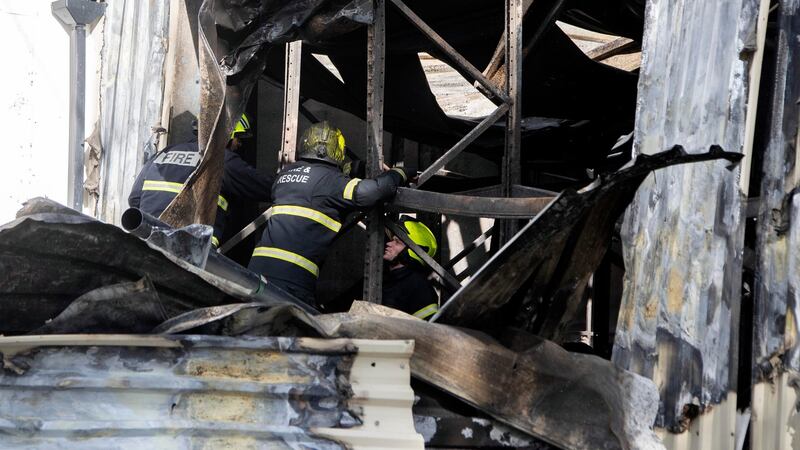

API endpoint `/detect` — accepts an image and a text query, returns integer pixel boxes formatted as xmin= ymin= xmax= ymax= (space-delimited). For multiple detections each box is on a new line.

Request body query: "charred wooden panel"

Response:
xmin=612 ymin=0 xmax=768 ymax=436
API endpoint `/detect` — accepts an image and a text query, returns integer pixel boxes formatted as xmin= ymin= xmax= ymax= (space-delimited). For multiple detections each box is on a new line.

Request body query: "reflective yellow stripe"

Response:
xmin=271 ymin=205 xmax=341 ymax=233
xmin=412 ymin=303 xmax=439 ymax=320
xmin=142 ymin=180 xmax=184 ymax=194
xmin=343 ymin=178 xmax=361 ymax=200
xmin=142 ymin=180 xmax=229 ymax=212
xmin=391 ymin=167 xmax=407 ymax=181
xmin=252 ymin=246 xmax=319 ymax=277
xmin=211 ymin=236 xmax=220 ymax=247
xmin=217 ymin=195 xmax=229 ymax=212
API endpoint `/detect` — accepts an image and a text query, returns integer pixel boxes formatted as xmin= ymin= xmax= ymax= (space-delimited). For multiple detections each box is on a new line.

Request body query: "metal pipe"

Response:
xmin=120 ymin=207 xmax=169 ymax=239
xmin=121 ymin=207 xmax=318 ymax=314
xmin=68 ymin=24 xmax=87 ymax=211
xmin=51 ymin=0 xmax=106 ymax=212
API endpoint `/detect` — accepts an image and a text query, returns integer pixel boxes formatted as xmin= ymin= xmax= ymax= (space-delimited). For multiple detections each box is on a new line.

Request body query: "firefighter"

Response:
xmin=247 ymin=121 xmax=412 ymax=305
xmin=382 ymin=217 xmax=439 ymax=320
xmin=128 ymin=114 xmax=273 ymax=247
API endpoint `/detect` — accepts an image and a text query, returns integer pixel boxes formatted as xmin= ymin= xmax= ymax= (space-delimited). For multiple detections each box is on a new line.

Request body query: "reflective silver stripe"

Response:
xmin=271 ymin=205 xmax=341 ymax=233
xmin=252 ymin=246 xmax=319 ymax=277
xmin=412 ymin=303 xmax=439 ymax=320
xmin=343 ymin=178 xmax=361 ymax=200
xmin=142 ymin=180 xmax=183 ymax=194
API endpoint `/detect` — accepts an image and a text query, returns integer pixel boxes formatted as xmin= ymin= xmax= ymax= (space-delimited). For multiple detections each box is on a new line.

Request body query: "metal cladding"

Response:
xmin=749 ymin=0 xmax=800 ymax=447
xmin=96 ymin=0 xmax=169 ymax=223
xmin=0 ymin=335 xmax=422 ymax=449
xmin=612 ymin=0 xmax=768 ymax=440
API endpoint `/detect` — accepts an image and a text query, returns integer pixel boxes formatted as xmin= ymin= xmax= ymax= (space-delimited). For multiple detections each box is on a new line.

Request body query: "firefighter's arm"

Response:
xmin=349 ymin=167 xmax=409 ymax=208
xmin=222 ymin=150 xmax=274 ymax=202
xmin=127 ymin=165 xmax=147 ymax=208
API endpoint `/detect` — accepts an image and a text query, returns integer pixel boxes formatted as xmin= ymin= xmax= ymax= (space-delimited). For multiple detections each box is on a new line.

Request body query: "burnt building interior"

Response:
xmin=2 ymin=0 xmax=796 ymax=448
xmin=213 ymin=0 xmax=650 ymax=354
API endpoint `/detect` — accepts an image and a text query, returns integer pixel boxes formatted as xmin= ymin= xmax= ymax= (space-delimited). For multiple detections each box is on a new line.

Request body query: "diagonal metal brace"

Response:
xmin=416 ymin=103 xmax=509 ymax=187
xmin=389 ymin=0 xmax=510 ymax=104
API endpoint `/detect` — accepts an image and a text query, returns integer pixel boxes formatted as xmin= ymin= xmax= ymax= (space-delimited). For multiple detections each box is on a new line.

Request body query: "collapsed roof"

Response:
xmin=213 ymin=0 xmax=643 ymax=177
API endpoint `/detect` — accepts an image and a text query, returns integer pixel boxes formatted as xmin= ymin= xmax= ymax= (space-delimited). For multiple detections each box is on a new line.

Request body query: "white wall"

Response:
xmin=0 ymin=1 xmax=101 ymax=223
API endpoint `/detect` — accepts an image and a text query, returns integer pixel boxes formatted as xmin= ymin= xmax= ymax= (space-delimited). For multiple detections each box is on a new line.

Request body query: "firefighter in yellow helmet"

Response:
xmin=382 ymin=216 xmax=439 ymax=320
xmin=248 ymin=121 xmax=413 ymax=305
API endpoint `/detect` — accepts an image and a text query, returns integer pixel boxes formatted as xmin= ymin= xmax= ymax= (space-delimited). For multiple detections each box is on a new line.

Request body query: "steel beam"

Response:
xmin=390 ymin=188 xmax=554 ymax=218
xmin=389 ymin=0 xmax=509 ymax=104
xmin=363 ymin=0 xmax=387 ymax=303
xmin=498 ymin=0 xmax=523 ymax=244
xmin=481 ymin=0 xmax=566 ymax=94
xmin=386 ymin=220 xmax=461 ymax=291
xmin=279 ymin=40 xmax=302 ymax=168
xmin=416 ymin=103 xmax=509 ymax=187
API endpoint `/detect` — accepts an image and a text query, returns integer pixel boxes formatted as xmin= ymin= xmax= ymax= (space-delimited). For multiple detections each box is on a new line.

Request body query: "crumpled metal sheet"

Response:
xmin=214 ymin=0 xmax=373 ymax=77
xmin=31 ymin=278 xmax=168 ymax=335
xmin=0 ymin=335 xmax=416 ymax=449
xmin=0 ymin=199 xmax=231 ymax=335
xmin=0 ymin=198 xmax=290 ymax=335
xmin=432 ymin=146 xmax=742 ymax=340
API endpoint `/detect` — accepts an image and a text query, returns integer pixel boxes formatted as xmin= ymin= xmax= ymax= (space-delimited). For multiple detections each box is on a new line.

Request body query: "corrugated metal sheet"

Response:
xmin=0 ymin=335 xmax=423 ymax=449
xmin=612 ymin=0 xmax=769 ymax=446
xmin=96 ymin=0 xmax=170 ymax=223
xmin=751 ymin=374 xmax=798 ymax=450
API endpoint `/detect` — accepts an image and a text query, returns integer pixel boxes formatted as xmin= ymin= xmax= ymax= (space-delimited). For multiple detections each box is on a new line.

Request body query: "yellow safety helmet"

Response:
xmin=299 ymin=121 xmax=346 ymax=166
xmin=400 ymin=217 xmax=437 ymax=265
xmin=230 ymin=113 xmax=252 ymax=139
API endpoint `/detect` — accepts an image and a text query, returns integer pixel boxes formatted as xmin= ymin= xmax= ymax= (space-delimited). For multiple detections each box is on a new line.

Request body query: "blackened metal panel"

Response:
xmin=433 ymin=148 xmax=741 ymax=336
xmin=611 ymin=0 xmax=768 ymax=436
xmin=0 ymin=200 xmax=230 ymax=335
xmin=750 ymin=0 xmax=800 ymax=447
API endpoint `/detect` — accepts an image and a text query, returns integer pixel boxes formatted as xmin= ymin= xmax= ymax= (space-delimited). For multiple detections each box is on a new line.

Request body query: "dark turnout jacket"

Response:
xmin=128 ymin=140 xmax=273 ymax=246
xmin=382 ymin=265 xmax=439 ymax=320
xmin=248 ymin=159 xmax=407 ymax=304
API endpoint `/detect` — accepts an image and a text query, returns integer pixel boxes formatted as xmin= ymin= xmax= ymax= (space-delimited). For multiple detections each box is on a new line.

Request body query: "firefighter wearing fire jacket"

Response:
xmin=128 ymin=114 xmax=273 ymax=247
xmin=247 ymin=121 xmax=412 ymax=305
xmin=382 ymin=217 xmax=439 ymax=320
